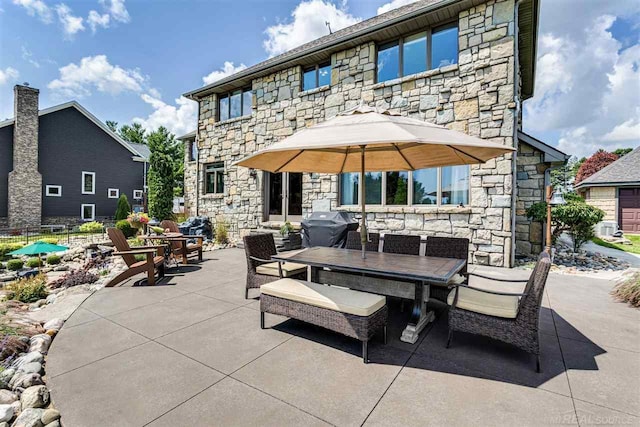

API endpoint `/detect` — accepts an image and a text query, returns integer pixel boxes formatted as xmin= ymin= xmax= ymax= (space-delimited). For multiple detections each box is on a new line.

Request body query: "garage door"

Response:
xmin=619 ymin=188 xmax=640 ymax=233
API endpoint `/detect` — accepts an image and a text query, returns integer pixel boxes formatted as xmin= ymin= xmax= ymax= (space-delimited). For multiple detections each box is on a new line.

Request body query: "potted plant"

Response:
xmin=279 ymin=222 xmax=301 ymax=250
xmin=280 ymin=221 xmax=295 ymax=237
xmin=126 ymin=212 xmax=150 ymax=232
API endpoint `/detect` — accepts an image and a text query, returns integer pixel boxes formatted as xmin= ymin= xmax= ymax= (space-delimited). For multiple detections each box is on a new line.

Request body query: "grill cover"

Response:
xmin=301 ymin=211 xmax=358 ymax=248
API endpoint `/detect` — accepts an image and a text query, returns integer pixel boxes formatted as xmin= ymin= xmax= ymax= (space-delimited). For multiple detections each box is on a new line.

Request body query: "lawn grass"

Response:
xmin=592 ymin=234 xmax=640 ymax=254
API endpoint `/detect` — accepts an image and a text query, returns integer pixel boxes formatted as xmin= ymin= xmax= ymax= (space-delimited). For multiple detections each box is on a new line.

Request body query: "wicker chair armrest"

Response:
xmin=467 ymin=272 xmax=529 ymax=283
xmin=249 ymin=255 xmax=275 ymax=265
xmin=450 ymin=283 xmax=528 ymax=297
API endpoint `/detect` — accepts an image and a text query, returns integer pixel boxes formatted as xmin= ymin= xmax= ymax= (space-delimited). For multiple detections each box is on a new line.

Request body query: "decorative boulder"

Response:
xmin=28 ymin=335 xmax=51 ymax=354
xmin=11 ymin=408 xmax=45 ymax=427
xmin=20 ymin=386 xmax=49 ymax=410
xmin=42 ymin=319 xmax=63 ymax=332
xmin=0 ymin=404 xmax=13 ymax=423
xmin=40 ymin=409 xmax=60 ymax=425
xmin=0 ymin=390 xmax=18 ymax=405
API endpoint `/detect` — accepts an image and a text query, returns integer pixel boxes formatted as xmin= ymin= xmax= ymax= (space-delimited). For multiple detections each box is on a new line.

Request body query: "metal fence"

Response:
xmin=0 ymin=225 xmax=108 ymax=246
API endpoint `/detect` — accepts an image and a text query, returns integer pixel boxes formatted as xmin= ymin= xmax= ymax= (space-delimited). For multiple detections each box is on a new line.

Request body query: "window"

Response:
xmin=218 ymin=88 xmax=252 ymax=121
xmin=376 ymin=24 xmax=458 ymax=83
xmin=205 ymin=162 xmax=225 ymax=194
xmin=339 ymin=166 xmax=469 ymax=207
xmin=45 ymin=185 xmax=62 ymax=197
xmin=82 ymin=172 xmax=95 ymax=194
xmin=302 ymin=62 xmax=331 ymax=91
xmin=108 ymin=188 xmax=119 ymax=199
xmin=81 ymin=204 xmax=95 ymax=221
xmin=188 ymin=141 xmax=198 ymax=161
xmin=133 ymin=189 xmax=143 ymax=200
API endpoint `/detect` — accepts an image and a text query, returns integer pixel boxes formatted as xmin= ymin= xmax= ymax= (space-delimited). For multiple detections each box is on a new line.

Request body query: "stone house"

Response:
xmin=182 ymin=0 xmax=567 ymax=267
xmin=575 ymin=147 xmax=640 ymax=234
xmin=0 ymin=85 xmax=149 ymax=229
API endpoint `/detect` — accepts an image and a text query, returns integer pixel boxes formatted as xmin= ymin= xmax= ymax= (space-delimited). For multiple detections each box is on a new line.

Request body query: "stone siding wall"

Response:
xmin=183 ymin=141 xmax=198 ymax=216
xmin=514 ymin=142 xmax=546 ymax=256
xmin=187 ymin=0 xmax=525 ymax=266
xmin=585 ymin=187 xmax=616 ymax=221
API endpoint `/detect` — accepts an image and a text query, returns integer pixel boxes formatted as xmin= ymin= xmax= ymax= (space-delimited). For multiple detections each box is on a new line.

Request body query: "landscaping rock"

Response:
xmin=11 ymin=353 xmax=43 ymax=370
xmin=42 ymin=319 xmax=63 ymax=332
xmin=0 ymin=391 xmax=18 ymax=405
xmin=43 ymin=422 xmax=59 ymax=427
xmin=20 ymin=386 xmax=49 ymax=410
xmin=39 ymin=409 xmax=59 ymax=425
xmin=0 ymin=422 xmax=8 ymax=427
xmin=44 ymin=295 xmax=56 ymax=305
xmin=11 ymin=408 xmax=45 ymax=427
xmin=0 ymin=404 xmax=13 ymax=423
xmin=52 ymin=265 xmax=68 ymax=272
xmin=9 ymin=373 xmax=43 ymax=391
xmin=0 ymin=370 xmax=15 ymax=389
xmin=9 ymin=400 xmax=20 ymax=418
xmin=28 ymin=335 xmax=51 ymax=354
xmin=14 ymin=363 xmax=41 ymax=376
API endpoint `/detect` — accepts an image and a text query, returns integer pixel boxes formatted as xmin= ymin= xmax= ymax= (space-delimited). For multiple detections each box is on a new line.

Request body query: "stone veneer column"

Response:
xmin=8 ymin=85 xmax=42 ymax=228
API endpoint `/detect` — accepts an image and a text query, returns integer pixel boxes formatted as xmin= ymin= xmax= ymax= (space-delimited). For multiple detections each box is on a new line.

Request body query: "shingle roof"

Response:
xmin=125 ymin=142 xmax=150 ymax=161
xmin=575 ymin=147 xmax=640 ymax=188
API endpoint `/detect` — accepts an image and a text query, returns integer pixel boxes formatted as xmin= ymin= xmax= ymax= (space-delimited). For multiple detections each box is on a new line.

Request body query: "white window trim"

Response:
xmin=81 ymin=204 xmax=95 ymax=221
xmin=133 ymin=189 xmax=143 ymax=200
xmin=108 ymin=188 xmax=119 ymax=199
xmin=45 ymin=185 xmax=62 ymax=197
xmin=82 ymin=171 xmax=96 ymax=195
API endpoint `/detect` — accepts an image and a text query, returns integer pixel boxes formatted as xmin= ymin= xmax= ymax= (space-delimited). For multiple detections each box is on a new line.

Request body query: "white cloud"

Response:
xmin=21 ymin=46 xmax=40 ymax=68
xmin=202 ymin=61 xmax=248 ymax=85
xmin=133 ymin=93 xmax=197 ymax=136
xmin=87 ymin=10 xmax=110 ymax=33
xmin=100 ymin=0 xmax=130 ymax=23
xmin=263 ymin=0 xmax=360 ymax=57
xmin=603 ymin=114 xmax=640 ymax=142
xmin=0 ymin=67 xmax=20 ymax=85
xmin=48 ymin=55 xmax=146 ymax=98
xmin=12 ymin=0 xmax=52 ymax=23
xmin=377 ymin=0 xmax=417 ymax=15
xmin=56 ymin=4 xmax=85 ymax=38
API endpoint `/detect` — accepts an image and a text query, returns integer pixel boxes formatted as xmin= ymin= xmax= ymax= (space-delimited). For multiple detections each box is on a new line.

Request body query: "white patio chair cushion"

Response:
xmin=432 ymin=273 xmax=466 ymax=287
xmin=256 ymin=261 xmax=307 ymax=277
xmin=447 ymin=287 xmax=519 ymax=319
xmin=261 ymin=279 xmax=386 ymax=317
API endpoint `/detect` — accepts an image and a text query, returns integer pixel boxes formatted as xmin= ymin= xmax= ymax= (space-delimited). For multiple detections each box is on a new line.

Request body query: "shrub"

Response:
xmin=0 ymin=243 xmax=24 ymax=258
xmin=575 ymin=150 xmax=619 ymax=184
xmin=215 ymin=221 xmax=229 ymax=245
xmin=49 ymin=269 xmax=99 ymax=289
xmin=115 ymin=194 xmax=131 ymax=221
xmin=5 ymin=274 xmax=48 ymax=303
xmin=612 ymin=272 xmax=640 ymax=308
xmin=116 ymin=219 xmax=137 ymax=238
xmin=526 ymin=197 xmax=605 ymax=252
xmin=0 ymin=263 xmax=4 ymax=270
xmin=26 ymin=258 xmax=41 ymax=268
xmin=173 ymin=213 xmax=188 ymax=223
xmin=46 ymin=254 xmax=61 ymax=265
xmin=39 ymin=237 xmax=59 ymax=245
xmin=6 ymin=260 xmax=24 ymax=271
xmin=79 ymin=221 xmax=104 ymax=234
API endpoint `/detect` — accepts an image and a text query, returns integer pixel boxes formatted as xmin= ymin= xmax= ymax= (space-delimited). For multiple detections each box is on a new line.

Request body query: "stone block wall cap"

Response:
xmin=215 ymin=115 xmax=252 ymax=127
xmin=299 ymin=85 xmax=331 ymax=97
xmin=370 ymin=65 xmax=459 ymax=91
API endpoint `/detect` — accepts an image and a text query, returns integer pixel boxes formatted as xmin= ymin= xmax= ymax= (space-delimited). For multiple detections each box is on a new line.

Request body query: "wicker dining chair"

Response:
xmin=382 ymin=234 xmax=421 ymax=255
xmin=243 ymin=233 xmax=307 ymax=299
xmin=345 ymin=231 xmax=380 ymax=252
xmin=425 ymin=236 xmax=469 ymax=303
xmin=447 ymin=251 xmax=552 ymax=372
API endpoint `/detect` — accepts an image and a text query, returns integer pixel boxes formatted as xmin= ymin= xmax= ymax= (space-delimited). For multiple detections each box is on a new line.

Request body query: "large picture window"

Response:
xmin=339 ymin=166 xmax=469 ymax=207
xmin=205 ymin=162 xmax=225 ymax=194
xmin=376 ymin=24 xmax=458 ymax=83
xmin=218 ymin=88 xmax=252 ymax=121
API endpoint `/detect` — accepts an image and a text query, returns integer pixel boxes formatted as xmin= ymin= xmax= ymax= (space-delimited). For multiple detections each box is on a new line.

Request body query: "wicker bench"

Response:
xmin=260 ymin=279 xmax=388 ymax=363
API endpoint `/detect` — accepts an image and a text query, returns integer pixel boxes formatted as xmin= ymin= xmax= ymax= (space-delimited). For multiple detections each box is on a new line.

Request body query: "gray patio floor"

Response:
xmin=47 ymin=249 xmax=640 ymax=426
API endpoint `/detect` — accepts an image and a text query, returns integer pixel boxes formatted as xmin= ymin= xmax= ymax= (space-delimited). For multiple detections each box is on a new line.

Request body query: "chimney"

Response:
xmin=8 ymin=84 xmax=42 ymax=228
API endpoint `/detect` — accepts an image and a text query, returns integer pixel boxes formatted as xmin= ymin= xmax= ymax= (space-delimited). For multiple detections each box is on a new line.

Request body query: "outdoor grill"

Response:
xmin=301 ymin=211 xmax=358 ymax=248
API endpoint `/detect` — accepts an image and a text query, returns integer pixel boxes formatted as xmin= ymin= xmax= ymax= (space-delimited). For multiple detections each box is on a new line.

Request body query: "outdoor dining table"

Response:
xmin=273 ymin=246 xmax=466 ymax=344
xmin=139 ymin=232 xmax=184 ymax=267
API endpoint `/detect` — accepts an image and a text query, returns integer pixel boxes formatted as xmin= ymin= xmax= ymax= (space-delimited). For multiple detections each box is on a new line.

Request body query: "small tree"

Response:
xmin=115 ymin=194 xmax=131 ymax=220
xmin=575 ymin=150 xmax=618 ymax=184
xmin=147 ymin=127 xmax=177 ymax=220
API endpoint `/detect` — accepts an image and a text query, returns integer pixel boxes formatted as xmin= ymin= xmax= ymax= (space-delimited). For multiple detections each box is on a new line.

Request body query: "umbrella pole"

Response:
xmin=360 ymin=145 xmax=367 ymax=259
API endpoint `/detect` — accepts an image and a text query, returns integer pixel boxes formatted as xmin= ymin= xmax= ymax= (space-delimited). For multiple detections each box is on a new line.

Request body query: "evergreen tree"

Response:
xmin=115 ymin=194 xmax=131 ymax=220
xmin=147 ymin=127 xmax=177 ymax=220
xmin=119 ymin=123 xmax=147 ymax=144
xmin=106 ymin=120 xmax=119 ymax=133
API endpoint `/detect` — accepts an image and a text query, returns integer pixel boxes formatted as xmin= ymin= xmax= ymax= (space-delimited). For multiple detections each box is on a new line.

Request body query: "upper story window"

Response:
xmin=82 ymin=171 xmax=95 ymax=195
xmin=188 ymin=140 xmax=198 ymax=161
xmin=205 ymin=162 xmax=225 ymax=194
xmin=376 ymin=23 xmax=458 ymax=83
xmin=218 ymin=88 xmax=252 ymax=121
xmin=302 ymin=62 xmax=331 ymax=91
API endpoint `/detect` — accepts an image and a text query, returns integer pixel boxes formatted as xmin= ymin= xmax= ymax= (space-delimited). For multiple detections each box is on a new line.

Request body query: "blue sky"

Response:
xmin=1 ymin=0 xmax=638 ymax=158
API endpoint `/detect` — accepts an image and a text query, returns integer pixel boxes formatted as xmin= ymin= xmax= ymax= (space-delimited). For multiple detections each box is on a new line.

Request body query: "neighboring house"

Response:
xmin=575 ymin=147 xmax=640 ymax=234
xmin=0 ymin=85 xmax=149 ymax=229
xmin=182 ymin=0 xmax=568 ymax=267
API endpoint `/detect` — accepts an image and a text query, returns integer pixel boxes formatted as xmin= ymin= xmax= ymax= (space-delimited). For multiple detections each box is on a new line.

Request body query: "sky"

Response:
xmin=0 ymin=0 xmax=638 ymax=158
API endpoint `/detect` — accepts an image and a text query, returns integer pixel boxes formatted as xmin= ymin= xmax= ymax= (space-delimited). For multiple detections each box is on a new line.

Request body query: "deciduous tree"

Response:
xmin=575 ymin=150 xmax=619 ymax=184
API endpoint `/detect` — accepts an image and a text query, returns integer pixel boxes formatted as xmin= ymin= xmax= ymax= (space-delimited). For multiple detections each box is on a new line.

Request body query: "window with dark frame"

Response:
xmin=218 ymin=88 xmax=252 ymax=121
xmin=376 ymin=23 xmax=458 ymax=83
xmin=205 ymin=162 xmax=225 ymax=194
xmin=302 ymin=62 xmax=331 ymax=91
xmin=189 ymin=141 xmax=198 ymax=161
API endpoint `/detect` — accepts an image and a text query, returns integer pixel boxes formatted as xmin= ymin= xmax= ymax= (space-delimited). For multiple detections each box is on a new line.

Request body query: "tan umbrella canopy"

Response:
xmin=235 ymin=105 xmax=514 ymax=258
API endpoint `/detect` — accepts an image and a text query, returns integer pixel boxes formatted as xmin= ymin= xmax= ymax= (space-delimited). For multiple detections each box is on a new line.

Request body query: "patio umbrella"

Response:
xmin=9 ymin=241 xmax=69 ymax=268
xmin=236 ymin=105 xmax=515 ymax=258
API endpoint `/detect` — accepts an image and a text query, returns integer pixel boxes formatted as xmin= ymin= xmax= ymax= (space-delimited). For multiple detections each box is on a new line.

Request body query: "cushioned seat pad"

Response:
xmin=447 ymin=286 xmax=519 ymax=319
xmin=256 ymin=261 xmax=307 ymax=277
xmin=261 ymin=279 xmax=386 ymax=317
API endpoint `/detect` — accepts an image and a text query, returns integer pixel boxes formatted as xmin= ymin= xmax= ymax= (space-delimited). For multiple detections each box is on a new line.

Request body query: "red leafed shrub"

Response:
xmin=575 ymin=150 xmax=619 ymax=184
xmin=49 ymin=269 xmax=99 ymax=289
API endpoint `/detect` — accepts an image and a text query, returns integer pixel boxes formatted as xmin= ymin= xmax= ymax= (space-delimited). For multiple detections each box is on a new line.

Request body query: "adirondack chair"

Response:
xmin=106 ymin=228 xmax=165 ymax=287
xmin=160 ymin=220 xmax=204 ymax=264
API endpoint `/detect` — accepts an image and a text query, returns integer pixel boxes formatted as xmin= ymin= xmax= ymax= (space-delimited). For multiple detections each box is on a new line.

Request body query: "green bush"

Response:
xmin=0 ymin=243 xmax=24 ymax=258
xmin=5 ymin=274 xmax=48 ymax=303
xmin=79 ymin=221 xmax=104 ymax=234
xmin=0 ymin=263 xmax=5 ymax=270
xmin=26 ymin=258 xmax=41 ymax=268
xmin=215 ymin=221 xmax=229 ymax=245
xmin=39 ymin=237 xmax=59 ymax=245
xmin=6 ymin=259 xmax=24 ymax=271
xmin=46 ymin=254 xmax=61 ymax=265
xmin=116 ymin=220 xmax=137 ymax=238
xmin=115 ymin=194 xmax=131 ymax=221
xmin=526 ymin=197 xmax=605 ymax=252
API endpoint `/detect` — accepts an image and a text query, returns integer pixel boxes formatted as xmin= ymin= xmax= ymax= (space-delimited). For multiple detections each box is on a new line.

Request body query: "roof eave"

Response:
xmin=575 ymin=181 xmax=640 ymax=190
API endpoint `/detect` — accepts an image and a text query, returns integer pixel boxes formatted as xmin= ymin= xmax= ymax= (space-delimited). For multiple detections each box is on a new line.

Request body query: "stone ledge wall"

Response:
xmin=584 ymin=187 xmax=616 ymax=221
xmin=188 ymin=0 xmax=526 ymax=266
xmin=515 ymin=142 xmax=545 ymax=256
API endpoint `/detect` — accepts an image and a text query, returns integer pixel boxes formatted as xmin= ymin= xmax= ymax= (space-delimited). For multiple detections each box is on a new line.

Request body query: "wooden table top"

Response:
xmin=273 ymin=247 xmax=465 ymax=284
xmin=139 ymin=232 xmax=183 ymax=239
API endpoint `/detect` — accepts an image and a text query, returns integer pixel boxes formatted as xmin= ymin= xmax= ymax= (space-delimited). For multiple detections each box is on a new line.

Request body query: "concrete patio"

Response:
xmin=47 ymin=249 xmax=640 ymax=426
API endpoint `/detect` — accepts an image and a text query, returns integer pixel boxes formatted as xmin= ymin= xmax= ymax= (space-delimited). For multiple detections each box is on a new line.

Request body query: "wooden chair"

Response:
xmin=160 ymin=220 xmax=204 ymax=265
xmin=382 ymin=234 xmax=421 ymax=255
xmin=425 ymin=236 xmax=469 ymax=303
xmin=345 ymin=231 xmax=380 ymax=252
xmin=106 ymin=228 xmax=165 ymax=287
